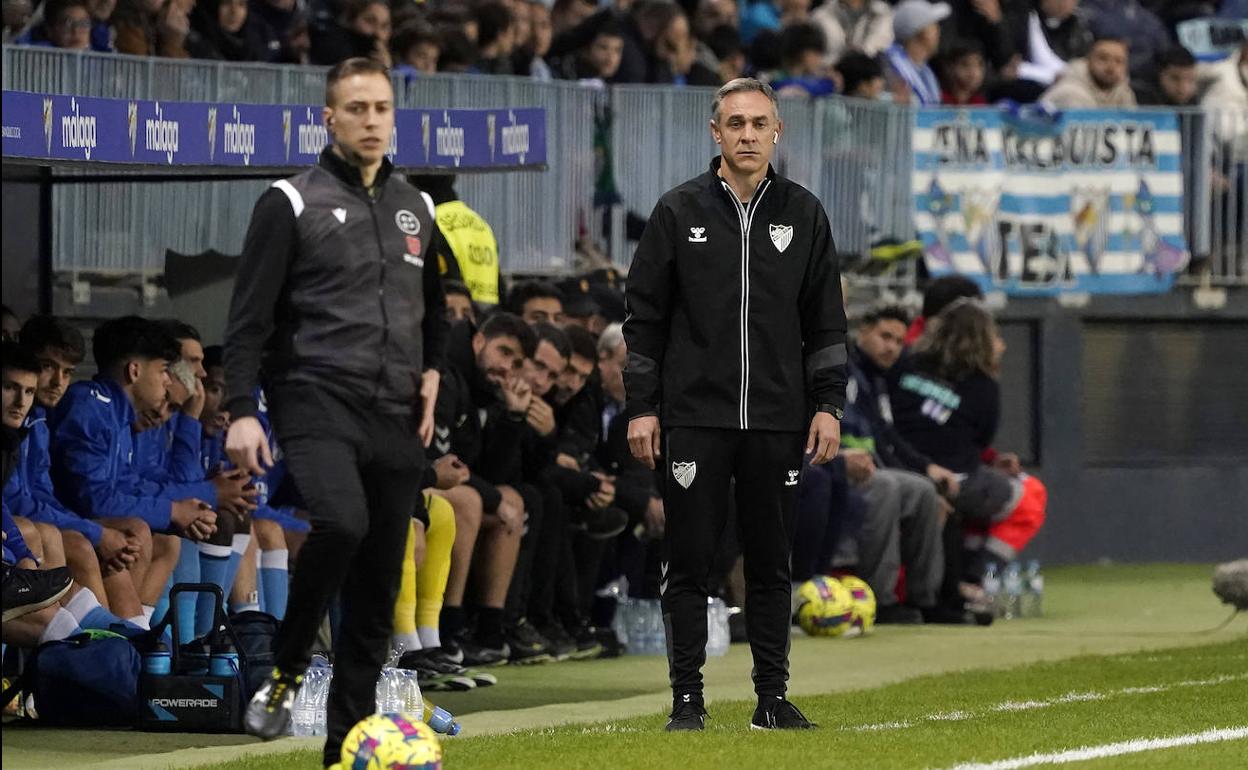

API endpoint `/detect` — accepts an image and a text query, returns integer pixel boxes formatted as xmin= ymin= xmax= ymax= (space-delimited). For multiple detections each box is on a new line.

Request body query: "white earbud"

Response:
xmin=772 ymin=132 xmax=778 ymax=144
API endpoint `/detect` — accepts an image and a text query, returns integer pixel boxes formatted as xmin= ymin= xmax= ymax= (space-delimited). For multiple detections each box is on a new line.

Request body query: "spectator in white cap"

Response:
xmin=883 ymin=0 xmax=950 ymax=106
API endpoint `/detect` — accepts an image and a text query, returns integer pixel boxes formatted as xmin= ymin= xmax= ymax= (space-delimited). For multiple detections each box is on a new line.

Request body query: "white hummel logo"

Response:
xmin=770 ymin=223 xmax=793 ymax=253
xmin=672 ymin=461 xmax=697 ymax=489
xmin=688 ymin=227 xmax=707 ymax=243
xmin=660 ymin=561 xmax=669 ymax=595
xmin=332 ymin=208 xmax=346 ymax=223
xmin=785 ymin=469 xmax=800 ymax=487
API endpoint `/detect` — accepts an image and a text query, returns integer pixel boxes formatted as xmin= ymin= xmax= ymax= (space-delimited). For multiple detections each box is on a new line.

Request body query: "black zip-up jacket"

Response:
xmin=225 ymin=149 xmax=449 ymax=421
xmin=623 ymin=158 xmax=848 ymax=432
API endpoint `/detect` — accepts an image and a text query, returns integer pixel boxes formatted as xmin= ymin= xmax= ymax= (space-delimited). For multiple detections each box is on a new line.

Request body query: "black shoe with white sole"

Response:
xmin=2 ymin=563 xmax=72 ymax=622
xmin=665 ymin=696 xmax=707 ymax=732
xmin=244 ymin=668 xmax=303 ymax=740
xmin=750 ymin=696 xmax=817 ymax=730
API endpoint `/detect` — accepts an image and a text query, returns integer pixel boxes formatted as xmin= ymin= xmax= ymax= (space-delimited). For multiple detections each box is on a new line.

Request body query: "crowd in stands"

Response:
xmin=4 ymin=0 xmax=1246 ymax=114
xmin=2 ymin=186 xmax=1050 ymax=702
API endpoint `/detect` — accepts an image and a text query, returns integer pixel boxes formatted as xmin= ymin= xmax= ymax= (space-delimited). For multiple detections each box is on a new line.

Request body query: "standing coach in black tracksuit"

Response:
xmin=223 ymin=58 xmax=449 ymax=767
xmin=623 ymin=78 xmax=848 ymax=732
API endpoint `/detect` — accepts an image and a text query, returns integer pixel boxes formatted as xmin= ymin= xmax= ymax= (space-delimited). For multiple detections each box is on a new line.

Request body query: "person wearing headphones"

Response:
xmin=623 ymin=78 xmax=848 ymax=733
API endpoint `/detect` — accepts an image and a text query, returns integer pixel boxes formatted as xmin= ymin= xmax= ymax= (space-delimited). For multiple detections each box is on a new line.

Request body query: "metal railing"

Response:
xmin=3 ymin=45 xmax=1245 ymax=287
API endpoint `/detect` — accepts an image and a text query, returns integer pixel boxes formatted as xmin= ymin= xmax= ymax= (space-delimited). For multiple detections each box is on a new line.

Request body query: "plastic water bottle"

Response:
xmin=375 ymin=667 xmax=405 ymax=714
xmin=982 ymin=563 xmax=1002 ymax=618
xmin=1023 ymin=560 xmax=1045 ymax=618
xmin=612 ymin=598 xmax=631 ymax=650
xmin=705 ymin=598 xmax=729 ymax=657
xmin=423 ymin=699 xmax=462 ymax=736
xmin=209 ymin=640 xmax=240 ymax=678
xmin=314 ymin=665 xmax=334 ymax=736
xmin=1002 ymin=562 xmax=1023 ymax=620
xmin=290 ymin=670 xmax=317 ymax=737
xmin=399 ymin=669 xmax=424 ymax=719
xmin=142 ymin=642 xmax=172 ymax=676
xmin=648 ymin=599 xmax=667 ymax=656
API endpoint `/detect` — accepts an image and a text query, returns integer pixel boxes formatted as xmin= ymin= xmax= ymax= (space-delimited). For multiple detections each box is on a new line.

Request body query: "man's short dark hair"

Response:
xmin=437 ymin=29 xmax=480 ymax=71
xmin=45 ymin=0 xmax=88 ymax=26
xmin=326 ymin=56 xmax=391 ymax=106
xmin=505 ymin=280 xmax=563 ymax=316
xmin=479 ymin=311 xmax=537 ymax=358
xmin=563 ymin=323 xmax=598 ymax=363
xmin=19 ymin=315 xmax=86 ymax=364
xmin=155 ymin=319 xmax=201 ymax=344
xmin=392 ymin=21 xmax=441 ymax=62
xmin=835 ymin=51 xmax=884 ymax=96
xmin=532 ymin=322 xmax=571 ymax=360
xmin=92 ymin=316 xmax=181 ymax=372
xmin=1091 ymin=34 xmax=1129 ymax=50
xmin=860 ymin=304 xmax=912 ymax=328
xmin=922 ymin=275 xmax=983 ymax=318
xmin=779 ymin=23 xmax=825 ymax=65
xmin=2 ymin=340 xmax=42 ymax=377
xmin=203 ymin=345 xmax=225 ymax=371
xmin=443 ymin=279 xmax=473 ymax=301
xmin=1156 ymin=45 xmax=1196 ymax=71
xmin=706 ymin=24 xmax=742 ymax=62
xmin=476 ymin=1 xmax=514 ymax=50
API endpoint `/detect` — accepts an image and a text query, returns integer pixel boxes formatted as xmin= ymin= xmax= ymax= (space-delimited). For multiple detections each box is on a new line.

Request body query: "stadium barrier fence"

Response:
xmin=2 ymin=45 xmax=1244 ymax=287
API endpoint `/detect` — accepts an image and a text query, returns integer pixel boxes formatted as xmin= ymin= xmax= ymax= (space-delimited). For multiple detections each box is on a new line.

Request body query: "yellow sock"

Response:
xmin=392 ymin=519 xmax=419 ymax=646
xmin=415 ymin=493 xmax=456 ymax=643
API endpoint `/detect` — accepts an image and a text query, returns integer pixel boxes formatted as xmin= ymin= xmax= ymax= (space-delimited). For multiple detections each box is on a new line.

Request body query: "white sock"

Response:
xmin=64 ymin=587 xmax=102 ymax=624
xmin=199 ymin=542 xmax=231 ymax=558
xmin=41 ymin=608 xmax=83 ymax=644
xmin=417 ymin=627 xmax=441 ymax=650
xmin=260 ymin=549 xmax=288 ymax=570
xmin=231 ymin=533 xmax=252 ymax=555
xmin=394 ymin=632 xmax=421 ymax=653
xmin=128 ymin=614 xmax=150 ymax=630
xmin=141 ymin=604 xmax=155 ymax=623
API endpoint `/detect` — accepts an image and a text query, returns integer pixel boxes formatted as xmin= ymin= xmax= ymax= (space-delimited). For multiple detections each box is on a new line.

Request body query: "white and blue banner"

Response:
xmin=1 ymin=90 xmax=546 ymax=172
xmin=914 ymin=107 xmax=1188 ymax=296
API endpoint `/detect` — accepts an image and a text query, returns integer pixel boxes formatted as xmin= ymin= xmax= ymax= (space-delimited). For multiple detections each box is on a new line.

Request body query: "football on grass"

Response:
xmin=341 ymin=712 xmax=442 ymax=770
xmin=796 ymin=576 xmax=856 ymax=637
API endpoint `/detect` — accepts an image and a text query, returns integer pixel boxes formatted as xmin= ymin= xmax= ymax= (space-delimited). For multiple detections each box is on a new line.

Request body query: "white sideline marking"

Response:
xmin=943 ymin=726 xmax=1248 ymax=770
xmin=847 ymin=674 xmax=1248 ymax=733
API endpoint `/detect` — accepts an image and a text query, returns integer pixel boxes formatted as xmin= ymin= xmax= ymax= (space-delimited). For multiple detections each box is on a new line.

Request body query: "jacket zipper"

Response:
xmin=368 ymin=195 xmax=390 ymax=404
xmin=721 ymin=177 xmax=770 ymax=430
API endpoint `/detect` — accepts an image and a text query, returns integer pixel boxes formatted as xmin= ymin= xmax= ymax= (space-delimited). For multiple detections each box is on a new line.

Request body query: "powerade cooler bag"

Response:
xmin=139 ymin=583 xmax=244 ymax=732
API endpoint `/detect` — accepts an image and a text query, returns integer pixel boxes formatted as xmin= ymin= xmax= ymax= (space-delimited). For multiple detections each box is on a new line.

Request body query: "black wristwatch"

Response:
xmin=816 ymin=403 xmax=844 ymax=420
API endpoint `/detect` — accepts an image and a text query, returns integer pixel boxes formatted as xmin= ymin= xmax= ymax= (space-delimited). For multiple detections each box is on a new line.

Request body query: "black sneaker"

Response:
xmin=426 ymin=646 xmax=497 ymax=687
xmin=448 ymin=633 xmax=510 ymax=668
xmin=2 ymin=564 xmax=72 ymax=622
xmin=244 ymin=668 xmax=302 ymax=740
xmin=536 ymin=623 xmax=577 ymax=661
xmin=750 ymin=696 xmax=817 ymax=730
xmin=568 ymin=623 xmax=605 ymax=660
xmin=505 ymin=619 xmax=555 ymax=665
xmin=569 ymin=507 xmax=629 ymax=540
xmin=665 ymin=695 xmax=707 ymax=732
xmin=876 ymin=604 xmax=924 ymax=625
xmin=397 ymin=649 xmax=476 ymax=692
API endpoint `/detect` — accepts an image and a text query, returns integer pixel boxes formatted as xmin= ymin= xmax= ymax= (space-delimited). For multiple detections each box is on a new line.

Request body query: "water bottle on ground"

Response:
xmin=648 ymin=599 xmax=667 ymax=655
xmin=290 ymin=671 xmax=316 ymax=736
xmin=612 ymin=598 xmax=631 ymax=650
xmin=423 ymin=698 xmax=462 ymax=736
xmin=1023 ymin=560 xmax=1044 ymax=617
xmin=705 ymin=598 xmax=729 ymax=657
xmin=982 ymin=563 xmax=1002 ymax=618
xmin=399 ymin=669 xmax=424 ymax=719
xmin=1002 ymin=562 xmax=1023 ymax=620
xmin=375 ymin=667 xmax=404 ymax=714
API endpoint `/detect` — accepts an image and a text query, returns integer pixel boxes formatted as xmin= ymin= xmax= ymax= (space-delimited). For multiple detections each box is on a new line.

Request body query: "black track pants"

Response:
xmin=660 ymin=426 xmax=804 ymax=700
xmin=269 ymin=383 xmax=425 ymax=767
